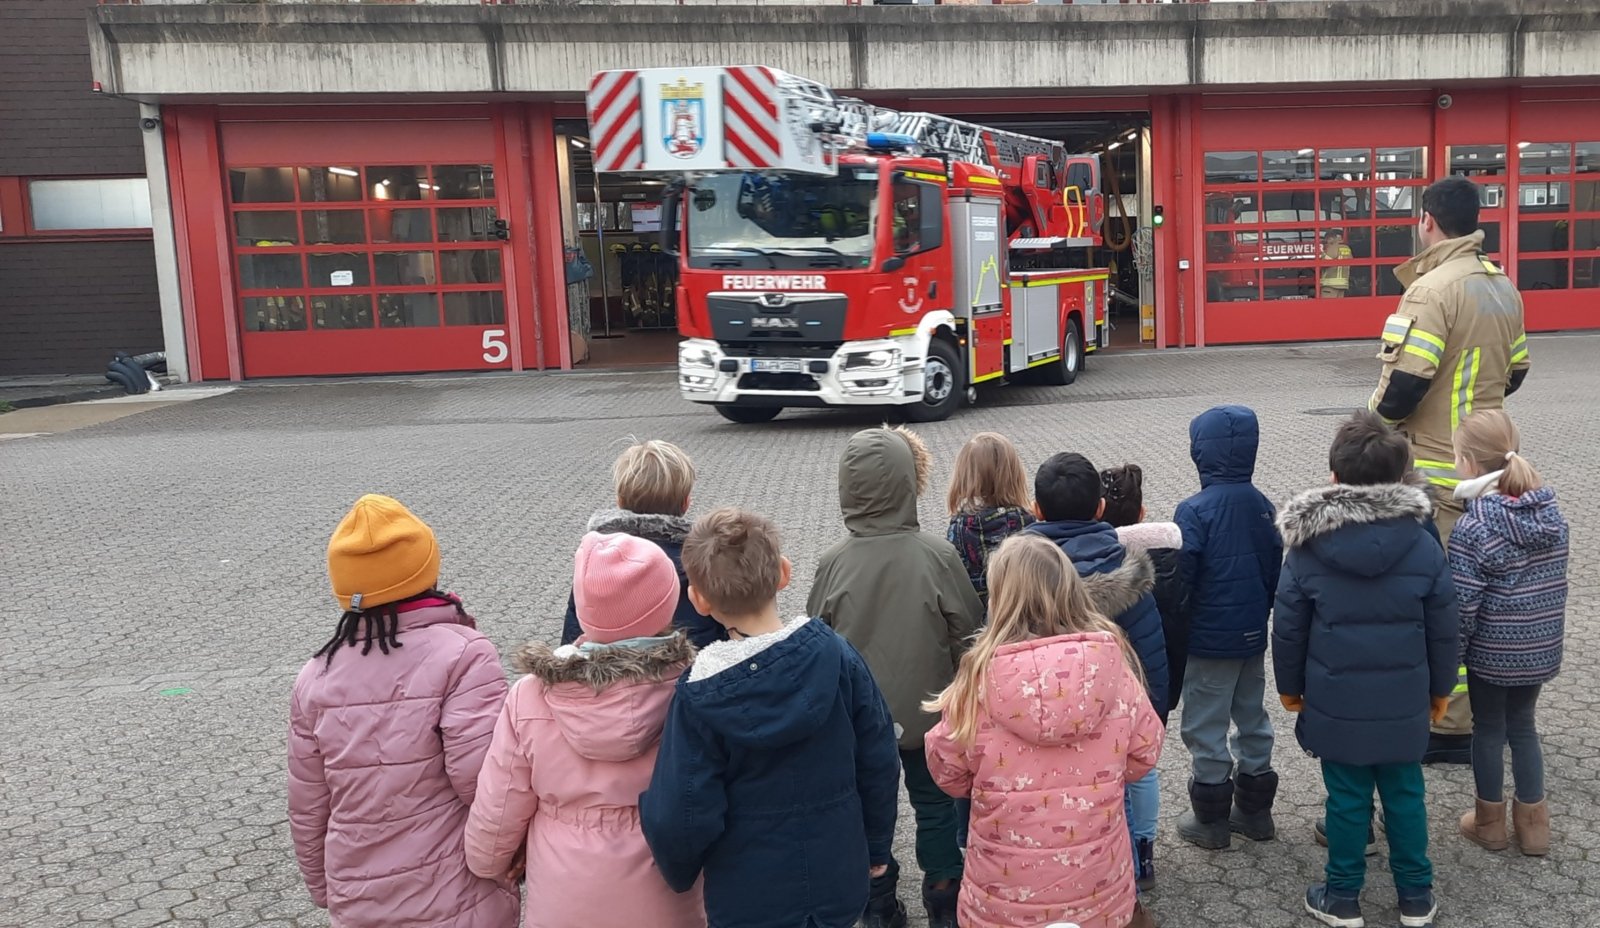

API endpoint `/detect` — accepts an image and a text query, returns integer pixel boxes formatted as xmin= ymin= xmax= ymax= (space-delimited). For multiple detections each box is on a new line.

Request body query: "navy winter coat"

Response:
xmin=640 ymin=619 xmax=901 ymax=928
xmin=1272 ymin=483 xmax=1460 ymax=767
xmin=1025 ymin=520 xmax=1171 ymax=716
xmin=1174 ymin=406 xmax=1283 ymax=659
xmin=560 ymin=509 xmax=727 ymax=649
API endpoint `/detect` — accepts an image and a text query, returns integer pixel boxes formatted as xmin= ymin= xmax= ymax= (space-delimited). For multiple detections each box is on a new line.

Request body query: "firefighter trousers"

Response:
xmin=1430 ymin=487 xmax=1472 ymax=737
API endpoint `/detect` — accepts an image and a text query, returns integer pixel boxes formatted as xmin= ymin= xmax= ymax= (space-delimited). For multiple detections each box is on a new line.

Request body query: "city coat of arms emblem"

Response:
xmin=661 ymin=79 xmax=705 ymax=160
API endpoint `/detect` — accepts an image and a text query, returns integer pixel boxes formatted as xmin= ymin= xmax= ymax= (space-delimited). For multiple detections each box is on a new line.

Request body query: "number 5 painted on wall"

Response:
xmin=482 ymin=329 xmax=509 ymax=364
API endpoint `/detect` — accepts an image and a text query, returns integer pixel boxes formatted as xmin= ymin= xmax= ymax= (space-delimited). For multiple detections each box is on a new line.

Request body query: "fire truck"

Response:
xmin=586 ymin=66 xmax=1108 ymax=422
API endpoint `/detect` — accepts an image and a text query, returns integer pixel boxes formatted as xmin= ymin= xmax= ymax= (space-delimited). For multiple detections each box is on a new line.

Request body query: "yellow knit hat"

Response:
xmin=327 ymin=494 xmax=440 ymax=611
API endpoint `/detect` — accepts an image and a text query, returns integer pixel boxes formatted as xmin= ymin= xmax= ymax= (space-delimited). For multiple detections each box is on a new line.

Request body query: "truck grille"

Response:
xmin=737 ymin=373 xmax=822 ymax=392
xmin=720 ymin=341 xmax=840 ymax=360
xmin=707 ymin=295 xmax=847 ymax=344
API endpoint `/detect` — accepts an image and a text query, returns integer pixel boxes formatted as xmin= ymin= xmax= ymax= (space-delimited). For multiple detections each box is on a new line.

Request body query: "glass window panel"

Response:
xmin=1374 ymin=147 xmax=1427 ymax=180
xmin=1449 ymin=145 xmax=1507 ymax=177
xmin=437 ymin=207 xmax=495 ymax=242
xmin=29 ymin=178 xmax=152 ymax=231
xmin=1318 ymin=149 xmax=1370 ymax=182
xmin=1480 ymin=221 xmax=1503 ymax=255
xmin=443 ymin=291 xmax=506 ymax=326
xmin=1518 ymin=143 xmax=1571 ymax=176
xmin=1573 ymin=218 xmax=1600 ymax=251
xmin=1575 ymin=257 xmax=1600 ymax=289
xmin=1377 ymin=263 xmax=1408 ymax=296
xmin=237 ymin=253 xmax=303 ymax=290
xmin=311 ymin=294 xmax=375 ymax=330
xmin=1520 ymin=181 xmax=1569 ymax=213
xmin=1518 ymin=220 xmax=1569 ymax=253
xmin=242 ymin=296 xmax=306 ymax=332
xmin=1341 ymin=226 xmax=1374 ymax=260
xmin=371 ymin=209 xmax=433 ymax=244
xmin=234 ymin=211 xmax=298 ymax=246
xmin=439 ymin=249 xmax=503 ymax=285
xmin=297 ymin=167 xmax=363 ymax=203
xmin=302 ymin=210 xmax=367 ymax=245
xmin=1205 ymin=270 xmax=1259 ymax=303
xmin=1320 ymin=188 xmax=1371 ymax=222
xmin=1257 ymin=228 xmax=1321 ymax=260
xmin=378 ymin=292 xmax=441 ymax=328
xmin=231 ymin=168 xmax=297 ymax=204
xmin=1263 ymin=266 xmax=1318 ymax=301
xmin=367 ymin=166 xmax=429 ymax=201
xmin=1475 ymin=183 xmax=1506 ymax=209
xmin=1375 ymin=187 xmax=1421 ymax=220
xmin=1204 ymin=192 xmax=1259 ymax=225
xmin=375 ymin=252 xmax=437 ymax=287
xmin=1205 ymin=151 xmax=1257 ymax=185
xmin=1257 ymin=189 xmax=1320 ymax=223
xmin=1518 ymin=258 xmax=1568 ymax=290
xmin=1262 ymin=149 xmax=1316 ymax=183
xmin=1575 ymin=179 xmax=1600 ymax=213
xmin=1577 ymin=142 xmax=1600 ymax=174
xmin=308 ymin=252 xmax=371 ymax=288
xmin=435 ymin=165 xmax=495 ymax=200
xmin=1327 ymin=265 xmax=1374 ymax=299
xmin=1375 ymin=223 xmax=1420 ymax=258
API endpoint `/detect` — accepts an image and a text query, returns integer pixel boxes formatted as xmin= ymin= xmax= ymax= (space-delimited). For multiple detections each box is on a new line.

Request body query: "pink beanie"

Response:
xmin=572 ymin=532 xmax=681 ymax=644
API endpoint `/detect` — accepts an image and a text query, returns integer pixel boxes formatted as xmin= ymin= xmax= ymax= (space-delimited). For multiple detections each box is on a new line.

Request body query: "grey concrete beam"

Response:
xmin=89 ymin=1 xmax=1600 ymax=101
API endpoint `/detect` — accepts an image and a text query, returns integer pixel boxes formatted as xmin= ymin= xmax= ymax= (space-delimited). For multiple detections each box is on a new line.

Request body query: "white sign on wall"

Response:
xmin=330 ymin=270 xmax=354 ymax=287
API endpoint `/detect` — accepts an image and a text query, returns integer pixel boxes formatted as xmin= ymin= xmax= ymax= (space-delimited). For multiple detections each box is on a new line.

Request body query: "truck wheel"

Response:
xmin=1038 ymin=317 xmax=1083 ymax=386
xmin=905 ymin=338 xmax=965 ymax=422
xmin=714 ymin=405 xmax=782 ymax=424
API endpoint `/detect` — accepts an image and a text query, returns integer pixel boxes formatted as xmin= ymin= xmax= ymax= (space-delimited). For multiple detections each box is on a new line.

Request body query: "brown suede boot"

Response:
xmin=1513 ymin=798 xmax=1550 ymax=856
xmin=1460 ymin=797 xmax=1509 ymax=851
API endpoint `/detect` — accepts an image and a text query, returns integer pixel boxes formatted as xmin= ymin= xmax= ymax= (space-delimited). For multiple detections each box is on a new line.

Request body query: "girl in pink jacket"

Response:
xmin=465 ymin=532 xmax=706 ymax=928
xmin=288 ymin=494 xmax=519 ymax=928
xmin=923 ymin=533 xmax=1165 ymax=928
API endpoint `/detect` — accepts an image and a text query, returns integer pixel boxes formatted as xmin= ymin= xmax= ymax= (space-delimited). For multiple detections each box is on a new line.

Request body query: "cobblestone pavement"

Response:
xmin=4 ymin=335 xmax=1598 ymax=928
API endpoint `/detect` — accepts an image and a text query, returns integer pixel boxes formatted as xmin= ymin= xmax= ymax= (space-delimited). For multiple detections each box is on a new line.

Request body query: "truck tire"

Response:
xmin=905 ymin=338 xmax=965 ymax=422
xmin=1038 ymin=317 xmax=1083 ymax=386
xmin=714 ymin=405 xmax=782 ymax=424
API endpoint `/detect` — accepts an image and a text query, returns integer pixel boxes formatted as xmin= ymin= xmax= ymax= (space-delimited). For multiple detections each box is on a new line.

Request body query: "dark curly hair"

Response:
xmin=1099 ymin=463 xmax=1145 ymax=528
xmin=314 ymin=589 xmax=466 ymax=666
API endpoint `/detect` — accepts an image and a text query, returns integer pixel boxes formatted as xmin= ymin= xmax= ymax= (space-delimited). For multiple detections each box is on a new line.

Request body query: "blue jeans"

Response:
xmin=1124 ymin=767 xmax=1159 ymax=885
xmin=1180 ymin=653 xmax=1275 ymax=784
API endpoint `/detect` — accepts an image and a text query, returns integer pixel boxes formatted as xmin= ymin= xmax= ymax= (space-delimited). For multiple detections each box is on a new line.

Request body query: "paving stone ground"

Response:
xmin=3 ymin=335 xmax=1598 ymax=928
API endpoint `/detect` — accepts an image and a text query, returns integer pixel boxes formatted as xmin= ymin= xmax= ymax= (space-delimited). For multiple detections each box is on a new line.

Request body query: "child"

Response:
xmin=561 ymin=439 xmax=724 ymax=649
xmin=1273 ymin=412 xmax=1458 ymax=928
xmin=641 ymin=508 xmax=902 ymax=928
xmin=808 ymin=426 xmax=984 ymax=928
xmin=288 ymin=494 xmax=519 ymax=928
xmin=946 ymin=431 xmax=1037 ymax=606
xmin=1100 ymin=462 xmax=1190 ymax=890
xmin=1449 ymin=410 xmax=1567 ymax=857
xmin=923 ymin=533 xmax=1164 ymax=928
xmin=465 ymin=532 xmax=704 ymax=928
xmin=1024 ymin=453 xmax=1169 ymax=895
xmin=1172 ymin=405 xmax=1283 ymax=848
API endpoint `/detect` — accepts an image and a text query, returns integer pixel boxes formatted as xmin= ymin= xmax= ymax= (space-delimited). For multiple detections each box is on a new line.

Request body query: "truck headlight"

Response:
xmin=843 ymin=348 xmax=901 ymax=371
xmin=679 ymin=346 xmax=716 ymax=370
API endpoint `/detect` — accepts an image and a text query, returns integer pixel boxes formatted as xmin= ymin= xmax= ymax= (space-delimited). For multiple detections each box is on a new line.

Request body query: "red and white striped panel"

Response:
xmin=588 ymin=70 xmax=643 ymax=173
xmin=721 ymin=66 xmax=782 ymax=170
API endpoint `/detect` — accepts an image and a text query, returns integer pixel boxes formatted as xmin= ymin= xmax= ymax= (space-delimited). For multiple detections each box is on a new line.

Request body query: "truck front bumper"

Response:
xmin=676 ymin=337 xmax=928 ymax=408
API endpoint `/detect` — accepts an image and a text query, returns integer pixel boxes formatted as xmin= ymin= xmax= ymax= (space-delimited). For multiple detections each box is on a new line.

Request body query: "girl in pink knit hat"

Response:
xmin=465 ymin=531 xmax=704 ymax=928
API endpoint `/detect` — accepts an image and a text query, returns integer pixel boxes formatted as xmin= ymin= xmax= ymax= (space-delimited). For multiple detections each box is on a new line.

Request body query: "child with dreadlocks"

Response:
xmin=288 ymin=494 xmax=519 ymax=928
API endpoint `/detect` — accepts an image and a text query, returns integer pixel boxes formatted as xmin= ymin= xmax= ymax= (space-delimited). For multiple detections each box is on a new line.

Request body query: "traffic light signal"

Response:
xmin=1152 ymin=205 xmax=1165 ymax=228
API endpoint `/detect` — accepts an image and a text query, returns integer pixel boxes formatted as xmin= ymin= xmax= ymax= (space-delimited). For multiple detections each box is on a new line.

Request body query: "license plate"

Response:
xmin=750 ymin=359 xmax=803 ymax=373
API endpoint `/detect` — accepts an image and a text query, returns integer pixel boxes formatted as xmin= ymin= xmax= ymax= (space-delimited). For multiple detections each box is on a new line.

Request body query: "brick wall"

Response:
xmin=0 ymin=0 xmax=161 ymax=376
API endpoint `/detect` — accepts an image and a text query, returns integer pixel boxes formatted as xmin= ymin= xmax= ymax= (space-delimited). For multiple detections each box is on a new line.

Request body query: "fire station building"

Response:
xmin=81 ymin=0 xmax=1600 ymax=382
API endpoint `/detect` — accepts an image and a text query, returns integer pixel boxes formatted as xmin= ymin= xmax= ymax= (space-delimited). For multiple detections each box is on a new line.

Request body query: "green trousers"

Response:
xmin=1321 ymin=760 xmax=1432 ymax=892
xmin=901 ymin=747 xmax=965 ymax=884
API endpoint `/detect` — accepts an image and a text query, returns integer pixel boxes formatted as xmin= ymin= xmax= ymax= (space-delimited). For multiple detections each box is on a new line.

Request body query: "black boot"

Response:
xmin=1134 ymin=836 xmax=1156 ymax=891
xmin=859 ymin=860 xmax=906 ymax=928
xmin=1422 ymin=732 xmax=1472 ymax=765
xmin=1177 ymin=779 xmax=1234 ymax=849
xmin=922 ymin=877 xmax=960 ymax=928
xmin=1230 ymin=770 xmax=1279 ymax=841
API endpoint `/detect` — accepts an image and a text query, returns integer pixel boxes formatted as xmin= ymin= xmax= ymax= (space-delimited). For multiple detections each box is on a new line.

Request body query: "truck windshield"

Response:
xmin=686 ymin=169 xmax=879 ymax=270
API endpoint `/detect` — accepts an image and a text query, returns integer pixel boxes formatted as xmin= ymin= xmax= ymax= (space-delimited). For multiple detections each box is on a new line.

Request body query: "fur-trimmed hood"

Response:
xmin=511 ymin=635 xmax=694 ymax=763
xmin=1080 ymin=549 xmax=1157 ymax=618
xmin=1278 ymin=482 xmax=1433 ymax=548
xmin=586 ymin=508 xmax=693 ymax=544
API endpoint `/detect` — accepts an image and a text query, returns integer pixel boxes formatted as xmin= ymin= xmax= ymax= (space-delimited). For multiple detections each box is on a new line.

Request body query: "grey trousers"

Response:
xmin=1181 ymin=653 xmax=1276 ymax=784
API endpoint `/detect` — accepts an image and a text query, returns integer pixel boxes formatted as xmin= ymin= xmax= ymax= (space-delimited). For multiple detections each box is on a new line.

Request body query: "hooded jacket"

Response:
xmin=947 ymin=505 xmax=1037 ymax=601
xmin=1272 ymin=483 xmax=1460 ymax=767
xmin=640 ymin=618 xmax=901 ymax=928
xmin=809 ymin=428 xmax=984 ymax=749
xmin=923 ymin=632 xmax=1164 ymax=928
xmin=560 ymin=510 xmax=725 ymax=650
xmin=464 ymin=635 xmax=704 ymax=928
xmin=1174 ymin=406 xmax=1283 ymax=659
xmin=1025 ymin=519 xmax=1170 ymax=716
xmin=288 ymin=602 xmax=519 ymax=928
xmin=1117 ymin=522 xmax=1190 ymax=723
xmin=1447 ymin=480 xmax=1568 ymax=687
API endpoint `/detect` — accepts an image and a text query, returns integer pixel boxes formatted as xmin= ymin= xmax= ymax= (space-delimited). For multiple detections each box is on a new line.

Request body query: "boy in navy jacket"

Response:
xmin=1173 ymin=405 xmax=1284 ymax=848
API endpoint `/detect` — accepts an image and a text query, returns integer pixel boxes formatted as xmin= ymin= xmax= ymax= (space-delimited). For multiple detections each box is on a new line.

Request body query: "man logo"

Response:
xmin=761 ymin=293 xmax=786 ymax=307
xmin=751 ymin=317 xmax=799 ymax=329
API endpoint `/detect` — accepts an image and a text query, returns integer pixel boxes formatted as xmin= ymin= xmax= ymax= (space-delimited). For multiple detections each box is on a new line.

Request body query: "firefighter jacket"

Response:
xmin=1321 ymin=244 xmax=1353 ymax=291
xmin=1369 ymin=231 xmax=1530 ymax=493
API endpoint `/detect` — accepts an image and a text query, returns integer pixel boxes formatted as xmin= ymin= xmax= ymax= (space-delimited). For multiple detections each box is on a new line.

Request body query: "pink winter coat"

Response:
xmin=925 ymin=631 xmax=1164 ymax=928
xmin=465 ymin=634 xmax=705 ymax=928
xmin=288 ymin=602 xmax=519 ymax=928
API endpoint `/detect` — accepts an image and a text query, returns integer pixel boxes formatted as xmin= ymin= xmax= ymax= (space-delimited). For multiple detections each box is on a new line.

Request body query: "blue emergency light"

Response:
xmin=865 ymin=132 xmax=919 ymax=152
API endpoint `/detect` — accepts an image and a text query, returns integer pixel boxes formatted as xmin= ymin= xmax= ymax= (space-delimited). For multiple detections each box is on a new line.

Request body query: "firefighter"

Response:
xmin=1368 ymin=176 xmax=1531 ymax=766
xmin=1319 ymin=229 xmax=1352 ymax=298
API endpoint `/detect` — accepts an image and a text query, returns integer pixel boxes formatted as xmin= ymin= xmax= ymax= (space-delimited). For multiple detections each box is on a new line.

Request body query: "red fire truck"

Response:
xmin=587 ymin=66 xmax=1108 ymax=422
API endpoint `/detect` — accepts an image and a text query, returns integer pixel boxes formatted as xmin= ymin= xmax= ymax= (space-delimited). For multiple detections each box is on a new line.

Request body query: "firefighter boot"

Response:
xmin=859 ymin=860 xmax=907 ymax=928
xmin=1177 ymin=779 xmax=1234 ymax=850
xmin=1229 ymin=770 xmax=1279 ymax=842
xmin=1458 ymin=798 xmax=1509 ymax=852
xmin=922 ymin=877 xmax=960 ymax=928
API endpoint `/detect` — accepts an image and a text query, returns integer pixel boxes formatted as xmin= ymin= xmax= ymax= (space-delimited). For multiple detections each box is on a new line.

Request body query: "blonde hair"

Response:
xmin=922 ymin=534 xmax=1141 ymax=747
xmin=681 ymin=507 xmax=783 ymax=616
xmin=946 ymin=432 xmax=1031 ymax=516
xmin=1454 ymin=409 xmax=1542 ymax=497
xmin=613 ymin=439 xmax=695 ymax=515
